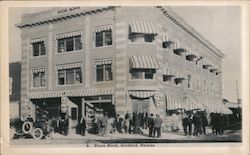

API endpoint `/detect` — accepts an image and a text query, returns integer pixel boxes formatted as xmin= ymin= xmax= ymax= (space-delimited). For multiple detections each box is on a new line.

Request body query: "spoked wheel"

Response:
xmin=22 ymin=122 xmax=32 ymax=134
xmin=32 ymin=128 xmax=43 ymax=140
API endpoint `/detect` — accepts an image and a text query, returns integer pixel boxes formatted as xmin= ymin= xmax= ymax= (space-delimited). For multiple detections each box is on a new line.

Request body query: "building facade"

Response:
xmin=17 ymin=6 xmax=231 ymax=125
xmin=9 ymin=62 xmax=21 ymax=119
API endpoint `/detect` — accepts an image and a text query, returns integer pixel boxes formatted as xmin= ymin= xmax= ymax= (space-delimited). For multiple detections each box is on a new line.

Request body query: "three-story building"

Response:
xmin=17 ymin=6 xmax=231 ymax=126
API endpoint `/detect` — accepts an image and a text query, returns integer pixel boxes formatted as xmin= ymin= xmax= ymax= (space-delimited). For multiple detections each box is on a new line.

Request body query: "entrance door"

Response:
xmin=131 ymin=98 xmax=150 ymax=113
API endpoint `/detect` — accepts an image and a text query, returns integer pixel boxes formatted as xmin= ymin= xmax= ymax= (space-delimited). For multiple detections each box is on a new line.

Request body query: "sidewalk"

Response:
xmin=50 ymin=128 xmax=241 ymax=142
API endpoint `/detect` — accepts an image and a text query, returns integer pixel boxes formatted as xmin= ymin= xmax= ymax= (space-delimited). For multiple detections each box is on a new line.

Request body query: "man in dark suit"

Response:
xmin=148 ymin=114 xmax=154 ymax=137
xmin=80 ymin=115 xmax=86 ymax=136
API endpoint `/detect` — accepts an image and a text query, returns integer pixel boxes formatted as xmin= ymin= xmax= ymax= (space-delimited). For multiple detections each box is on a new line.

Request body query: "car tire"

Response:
xmin=32 ymin=128 xmax=43 ymax=140
xmin=22 ymin=122 xmax=32 ymax=134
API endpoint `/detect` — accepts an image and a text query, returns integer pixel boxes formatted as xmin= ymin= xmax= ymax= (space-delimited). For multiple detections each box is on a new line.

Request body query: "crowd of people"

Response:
xmin=76 ymin=110 xmax=164 ymax=138
xmin=27 ymin=109 xmax=227 ymax=138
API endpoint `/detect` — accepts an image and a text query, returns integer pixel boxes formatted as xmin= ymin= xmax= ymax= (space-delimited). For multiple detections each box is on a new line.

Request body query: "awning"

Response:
xmin=57 ymin=63 xmax=82 ymax=70
xmin=210 ymin=68 xmax=218 ymax=73
xmin=28 ymin=89 xmax=114 ymax=99
xmin=162 ymin=32 xmax=173 ymax=42
xmin=174 ymin=70 xmax=186 ymax=80
xmin=129 ymin=56 xmax=159 ymax=69
xmin=32 ymin=68 xmax=46 ymax=73
xmin=31 ymin=37 xmax=46 ymax=43
xmin=67 ymin=89 xmax=114 ymax=97
xmin=186 ymin=51 xmax=198 ymax=60
xmin=173 ymin=41 xmax=186 ymax=53
xmin=95 ymin=25 xmax=112 ymax=32
xmin=129 ymin=20 xmax=158 ymax=34
xmin=129 ymin=90 xmax=155 ymax=98
xmin=56 ymin=31 xmax=82 ymax=39
xmin=165 ymin=95 xmax=182 ymax=110
xmin=94 ymin=59 xmax=112 ymax=65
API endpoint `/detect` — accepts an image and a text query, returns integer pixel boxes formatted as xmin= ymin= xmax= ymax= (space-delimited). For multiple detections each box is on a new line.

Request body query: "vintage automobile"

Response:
xmin=10 ymin=117 xmax=52 ymax=140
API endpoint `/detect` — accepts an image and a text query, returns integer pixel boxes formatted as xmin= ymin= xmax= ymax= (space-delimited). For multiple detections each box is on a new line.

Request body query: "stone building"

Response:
xmin=17 ymin=6 xmax=231 ymax=125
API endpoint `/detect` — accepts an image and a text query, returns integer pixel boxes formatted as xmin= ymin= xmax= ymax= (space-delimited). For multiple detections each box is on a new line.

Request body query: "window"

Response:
xmin=163 ymin=75 xmax=172 ymax=82
xmin=33 ymin=71 xmax=46 ymax=87
xmin=129 ymin=33 xmax=155 ymax=43
xmin=71 ymin=108 xmax=77 ymax=120
xmin=96 ymin=64 xmax=113 ymax=82
xmin=187 ymin=75 xmax=191 ymax=88
xmin=57 ymin=35 xmax=82 ymax=53
xmin=32 ymin=41 xmax=45 ymax=57
xmin=130 ymin=69 xmax=155 ymax=80
xmin=95 ymin=30 xmax=112 ymax=47
xmin=174 ymin=79 xmax=183 ymax=85
xmin=58 ymin=67 xmax=82 ymax=85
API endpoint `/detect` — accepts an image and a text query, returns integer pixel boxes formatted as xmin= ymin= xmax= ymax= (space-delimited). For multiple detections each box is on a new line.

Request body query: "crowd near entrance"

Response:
xmin=12 ymin=94 xmax=235 ymax=140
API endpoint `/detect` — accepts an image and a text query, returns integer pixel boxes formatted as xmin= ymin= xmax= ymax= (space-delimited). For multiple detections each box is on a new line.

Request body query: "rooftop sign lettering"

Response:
xmin=57 ymin=7 xmax=80 ymax=14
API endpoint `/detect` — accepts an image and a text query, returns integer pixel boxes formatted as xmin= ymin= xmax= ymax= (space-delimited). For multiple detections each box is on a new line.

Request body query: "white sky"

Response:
xmin=8 ymin=6 xmax=242 ymax=102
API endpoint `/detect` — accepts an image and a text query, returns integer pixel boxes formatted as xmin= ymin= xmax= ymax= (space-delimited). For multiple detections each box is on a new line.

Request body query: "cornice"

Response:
xmin=157 ymin=6 xmax=225 ymax=59
xmin=16 ymin=6 xmax=117 ymax=29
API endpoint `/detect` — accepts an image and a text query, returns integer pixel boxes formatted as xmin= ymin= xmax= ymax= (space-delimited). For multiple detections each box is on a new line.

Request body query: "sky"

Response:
xmin=8 ymin=6 xmax=242 ymax=102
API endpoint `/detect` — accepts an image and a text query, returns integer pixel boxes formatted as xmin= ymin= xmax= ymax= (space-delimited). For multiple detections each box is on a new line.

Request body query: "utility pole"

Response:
xmin=236 ymin=80 xmax=239 ymax=108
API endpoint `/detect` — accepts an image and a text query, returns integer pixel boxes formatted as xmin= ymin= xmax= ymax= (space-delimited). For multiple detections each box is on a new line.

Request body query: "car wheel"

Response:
xmin=32 ymin=128 xmax=43 ymax=140
xmin=22 ymin=122 xmax=32 ymax=134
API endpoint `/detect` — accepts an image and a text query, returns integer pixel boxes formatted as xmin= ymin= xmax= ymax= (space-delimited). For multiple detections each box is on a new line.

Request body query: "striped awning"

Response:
xmin=56 ymin=31 xmax=82 ymax=39
xmin=57 ymin=63 xmax=82 ymax=70
xmin=129 ymin=90 xmax=155 ymax=98
xmin=129 ymin=56 xmax=159 ymax=69
xmin=95 ymin=59 xmax=112 ymax=65
xmin=129 ymin=21 xmax=158 ymax=34
xmin=95 ymin=25 xmax=112 ymax=32
xmin=28 ymin=91 xmax=63 ymax=99
xmin=31 ymin=37 xmax=46 ymax=43
xmin=186 ymin=51 xmax=198 ymax=59
xmin=32 ymin=68 xmax=46 ymax=73
xmin=165 ymin=95 xmax=182 ymax=110
xmin=174 ymin=70 xmax=186 ymax=79
xmin=162 ymin=32 xmax=172 ymax=42
xmin=28 ymin=89 xmax=114 ymax=99
xmin=67 ymin=89 xmax=114 ymax=97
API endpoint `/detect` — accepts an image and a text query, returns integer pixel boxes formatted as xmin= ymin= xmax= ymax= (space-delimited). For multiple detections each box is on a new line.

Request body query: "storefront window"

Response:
xmin=32 ymin=41 xmax=46 ymax=57
xmin=96 ymin=64 xmax=113 ymax=82
xmin=58 ymin=67 xmax=82 ymax=85
xmin=95 ymin=30 xmax=112 ymax=47
xmin=57 ymin=35 xmax=82 ymax=53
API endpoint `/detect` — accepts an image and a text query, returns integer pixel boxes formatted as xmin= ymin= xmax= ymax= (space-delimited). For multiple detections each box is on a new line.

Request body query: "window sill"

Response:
xmin=128 ymin=42 xmax=156 ymax=46
xmin=30 ymin=86 xmax=47 ymax=90
xmin=55 ymin=49 xmax=82 ymax=55
xmin=93 ymin=81 xmax=114 ymax=84
xmin=30 ymin=55 xmax=47 ymax=59
xmin=92 ymin=45 xmax=113 ymax=50
xmin=56 ymin=83 xmax=83 ymax=87
xmin=128 ymin=79 xmax=156 ymax=82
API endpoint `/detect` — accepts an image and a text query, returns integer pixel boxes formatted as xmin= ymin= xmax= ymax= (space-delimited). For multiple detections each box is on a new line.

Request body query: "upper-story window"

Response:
xmin=58 ymin=36 xmax=82 ymax=53
xmin=162 ymin=32 xmax=174 ymax=49
xmin=95 ymin=60 xmax=113 ymax=82
xmin=95 ymin=30 xmax=112 ymax=47
xmin=56 ymin=31 xmax=82 ymax=53
xmin=130 ymin=69 xmax=155 ymax=80
xmin=128 ymin=21 xmax=158 ymax=43
xmin=94 ymin=25 xmax=112 ymax=48
xmin=173 ymin=42 xmax=186 ymax=57
xmin=32 ymin=68 xmax=46 ymax=88
xmin=32 ymin=41 xmax=46 ymax=57
xmin=57 ymin=63 xmax=82 ymax=85
xmin=129 ymin=56 xmax=159 ymax=80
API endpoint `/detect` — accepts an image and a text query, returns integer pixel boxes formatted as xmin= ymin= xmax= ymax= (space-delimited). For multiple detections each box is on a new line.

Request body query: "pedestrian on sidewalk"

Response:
xmin=101 ymin=112 xmax=109 ymax=136
xmin=153 ymin=114 xmax=163 ymax=138
xmin=80 ymin=115 xmax=86 ymax=136
xmin=148 ymin=113 xmax=154 ymax=137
